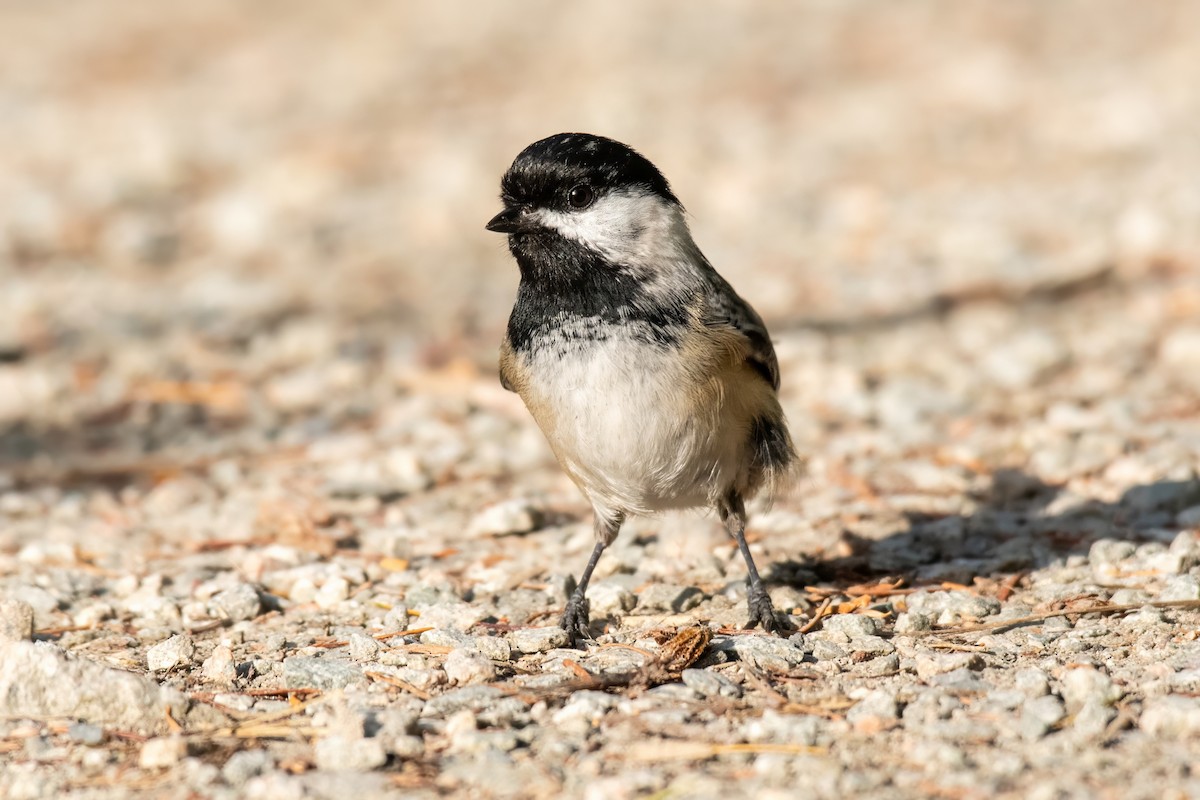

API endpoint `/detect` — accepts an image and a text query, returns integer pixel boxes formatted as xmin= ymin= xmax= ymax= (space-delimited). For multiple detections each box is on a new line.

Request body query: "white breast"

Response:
xmin=518 ymin=322 xmax=753 ymax=520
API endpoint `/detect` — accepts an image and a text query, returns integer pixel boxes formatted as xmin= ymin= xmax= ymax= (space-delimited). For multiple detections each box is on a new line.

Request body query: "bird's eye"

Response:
xmin=567 ymin=184 xmax=595 ymax=209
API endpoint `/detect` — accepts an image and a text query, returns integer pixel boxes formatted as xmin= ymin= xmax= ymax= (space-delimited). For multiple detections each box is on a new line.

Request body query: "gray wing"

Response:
xmin=702 ymin=273 xmax=780 ymax=391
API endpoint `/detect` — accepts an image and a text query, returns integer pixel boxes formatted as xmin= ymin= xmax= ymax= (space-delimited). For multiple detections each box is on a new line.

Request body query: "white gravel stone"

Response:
xmin=314 ymin=736 xmax=387 ymax=772
xmin=282 ymin=656 xmax=363 ymax=690
xmin=443 ymin=648 xmax=497 ymax=685
xmin=211 ymin=584 xmax=262 ymax=622
xmin=820 ymin=613 xmax=881 ymax=638
xmin=0 ymin=599 xmax=35 ymax=642
xmin=347 ymin=633 xmax=382 ymax=661
xmin=588 ymin=582 xmax=637 ymax=614
xmin=147 ymin=635 xmax=195 ymax=672
xmin=467 ymin=499 xmax=543 ymax=537
xmin=201 ymin=645 xmax=236 ymax=684
xmin=916 ymin=652 xmax=984 ymax=680
xmin=472 ymin=635 xmax=512 ymax=662
xmin=1060 ymin=667 xmax=1121 ymax=711
xmin=139 ymin=737 xmax=187 ymax=769
xmin=1157 ymin=575 xmax=1200 ymax=601
xmin=416 ymin=603 xmax=488 ymax=633
xmin=1140 ymin=696 xmax=1200 ymax=738
xmin=847 ymin=689 xmax=900 ymax=731
xmin=1021 ymin=695 xmax=1066 ymax=740
xmin=314 ymin=576 xmax=351 ymax=609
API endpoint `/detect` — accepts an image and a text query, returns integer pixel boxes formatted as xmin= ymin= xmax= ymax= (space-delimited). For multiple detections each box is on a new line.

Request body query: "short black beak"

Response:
xmin=485 ymin=207 xmax=533 ymax=234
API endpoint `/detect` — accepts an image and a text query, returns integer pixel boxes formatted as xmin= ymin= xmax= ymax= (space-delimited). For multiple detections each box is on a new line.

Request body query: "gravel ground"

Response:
xmin=2 ymin=2 xmax=1200 ymax=798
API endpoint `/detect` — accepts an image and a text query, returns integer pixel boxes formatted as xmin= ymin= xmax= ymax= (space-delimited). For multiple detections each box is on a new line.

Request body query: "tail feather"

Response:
xmin=748 ymin=414 xmax=804 ymax=505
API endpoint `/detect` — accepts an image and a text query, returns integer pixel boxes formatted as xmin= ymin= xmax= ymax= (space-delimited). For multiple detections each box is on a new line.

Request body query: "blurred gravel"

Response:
xmin=2 ymin=2 xmax=1200 ymax=799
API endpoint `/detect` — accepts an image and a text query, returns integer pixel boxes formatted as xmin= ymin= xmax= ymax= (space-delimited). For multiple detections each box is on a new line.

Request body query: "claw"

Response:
xmin=560 ymin=592 xmax=592 ymax=648
xmin=746 ymin=585 xmax=786 ymax=634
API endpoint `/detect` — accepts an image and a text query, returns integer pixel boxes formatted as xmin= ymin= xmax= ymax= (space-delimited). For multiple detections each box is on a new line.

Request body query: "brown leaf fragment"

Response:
xmin=658 ymin=625 xmax=713 ymax=673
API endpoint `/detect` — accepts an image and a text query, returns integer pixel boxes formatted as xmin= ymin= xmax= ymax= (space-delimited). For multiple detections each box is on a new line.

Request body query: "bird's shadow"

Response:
xmin=769 ymin=468 xmax=1200 ymax=592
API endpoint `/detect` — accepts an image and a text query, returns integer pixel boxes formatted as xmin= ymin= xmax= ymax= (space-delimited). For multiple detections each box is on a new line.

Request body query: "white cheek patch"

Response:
xmin=532 ymin=191 xmax=690 ymax=267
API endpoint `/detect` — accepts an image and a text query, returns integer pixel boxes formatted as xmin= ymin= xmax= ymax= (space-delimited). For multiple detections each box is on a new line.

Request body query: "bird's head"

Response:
xmin=487 ymin=133 xmax=695 ymax=275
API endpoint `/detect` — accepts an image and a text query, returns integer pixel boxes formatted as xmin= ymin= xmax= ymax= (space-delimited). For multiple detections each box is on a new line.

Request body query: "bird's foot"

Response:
xmin=746 ymin=584 xmax=786 ymax=634
xmin=560 ymin=592 xmax=592 ymax=648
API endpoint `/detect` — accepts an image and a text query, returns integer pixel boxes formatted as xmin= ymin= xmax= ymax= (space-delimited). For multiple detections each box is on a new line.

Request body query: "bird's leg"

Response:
xmin=561 ymin=512 xmax=622 ymax=647
xmin=719 ymin=492 xmax=782 ymax=633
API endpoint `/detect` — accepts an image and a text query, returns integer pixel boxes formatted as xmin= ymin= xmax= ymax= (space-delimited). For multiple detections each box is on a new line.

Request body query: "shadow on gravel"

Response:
xmin=774 ymin=468 xmax=1200 ymax=590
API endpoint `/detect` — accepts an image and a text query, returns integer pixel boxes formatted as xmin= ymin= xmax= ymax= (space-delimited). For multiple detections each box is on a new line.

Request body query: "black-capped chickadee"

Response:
xmin=486 ymin=133 xmax=798 ymax=645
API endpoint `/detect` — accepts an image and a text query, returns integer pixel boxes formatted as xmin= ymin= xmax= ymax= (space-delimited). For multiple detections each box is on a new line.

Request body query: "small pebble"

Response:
xmin=635 ymin=584 xmax=705 ymax=613
xmin=443 ymin=648 xmax=497 ymax=685
xmin=467 ymin=499 xmax=544 ymax=537
xmin=139 ymin=737 xmax=187 ymax=769
xmin=0 ymin=599 xmax=35 ymax=642
xmin=1140 ymin=696 xmax=1200 ymax=738
xmin=314 ymin=735 xmax=388 ymax=772
xmin=282 ymin=656 xmax=363 ymax=689
xmin=147 ymin=634 xmax=194 ymax=672
xmin=508 ymin=627 xmax=569 ymax=654
xmin=681 ymin=668 xmax=743 ymax=699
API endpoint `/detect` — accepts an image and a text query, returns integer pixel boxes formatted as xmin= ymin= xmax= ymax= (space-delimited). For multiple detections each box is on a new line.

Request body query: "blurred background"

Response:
xmin=0 ymin=0 xmax=1197 ymax=479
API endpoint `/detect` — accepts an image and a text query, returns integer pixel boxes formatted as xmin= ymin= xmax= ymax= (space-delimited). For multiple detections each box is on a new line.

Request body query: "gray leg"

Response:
xmin=560 ymin=512 xmax=622 ymax=647
xmin=719 ymin=492 xmax=782 ymax=633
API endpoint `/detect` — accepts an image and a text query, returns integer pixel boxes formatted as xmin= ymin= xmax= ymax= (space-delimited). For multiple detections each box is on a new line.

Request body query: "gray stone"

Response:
xmin=67 ymin=722 xmax=104 ymax=745
xmin=416 ymin=602 xmax=487 ymax=633
xmin=635 ymin=584 xmax=705 ymax=613
xmin=222 ymin=749 xmax=274 ymax=786
xmin=472 ymin=635 xmax=511 ymax=662
xmin=508 ymin=626 xmax=569 ymax=654
xmin=0 ymin=599 xmax=35 ymax=642
xmin=1020 ymin=695 xmax=1065 ymax=740
xmin=1073 ymin=699 xmax=1116 ymax=738
xmin=314 ymin=735 xmax=387 ymax=771
xmin=1109 ymin=588 xmax=1150 ymax=605
xmin=720 ymin=634 xmax=807 ymax=672
xmin=423 ymin=686 xmax=506 ymax=718
xmin=847 ymin=689 xmax=900 ymax=730
xmin=906 ymin=591 xmax=1001 ymax=625
xmin=894 ymin=611 xmax=933 ymax=633
xmin=810 ymin=640 xmax=847 ymax=662
xmin=681 ymin=668 xmax=743 ymax=699
xmin=860 ymin=653 xmax=900 ymax=677
xmin=421 ymin=628 xmax=475 ymax=649
xmin=847 ymin=634 xmax=896 ymax=657
xmin=916 ymin=652 xmax=984 ymax=680
xmin=1158 ymin=575 xmax=1200 ymax=601
xmin=902 ymin=690 xmax=963 ymax=725
xmin=821 ymin=613 xmax=881 ymax=638
xmin=282 ymin=656 xmax=363 ymax=690
xmin=742 ymin=709 xmax=826 ymax=745
xmin=211 ymin=584 xmax=262 ymax=622
xmin=588 ymin=582 xmax=637 ymax=615
xmin=931 ymin=667 xmax=992 ymax=693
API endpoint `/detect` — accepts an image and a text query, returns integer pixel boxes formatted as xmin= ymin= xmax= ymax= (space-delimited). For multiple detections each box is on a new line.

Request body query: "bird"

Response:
xmin=485 ymin=132 xmax=798 ymax=645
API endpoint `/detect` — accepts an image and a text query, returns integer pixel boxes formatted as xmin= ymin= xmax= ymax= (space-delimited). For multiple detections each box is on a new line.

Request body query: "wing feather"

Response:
xmin=701 ymin=274 xmax=780 ymax=390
